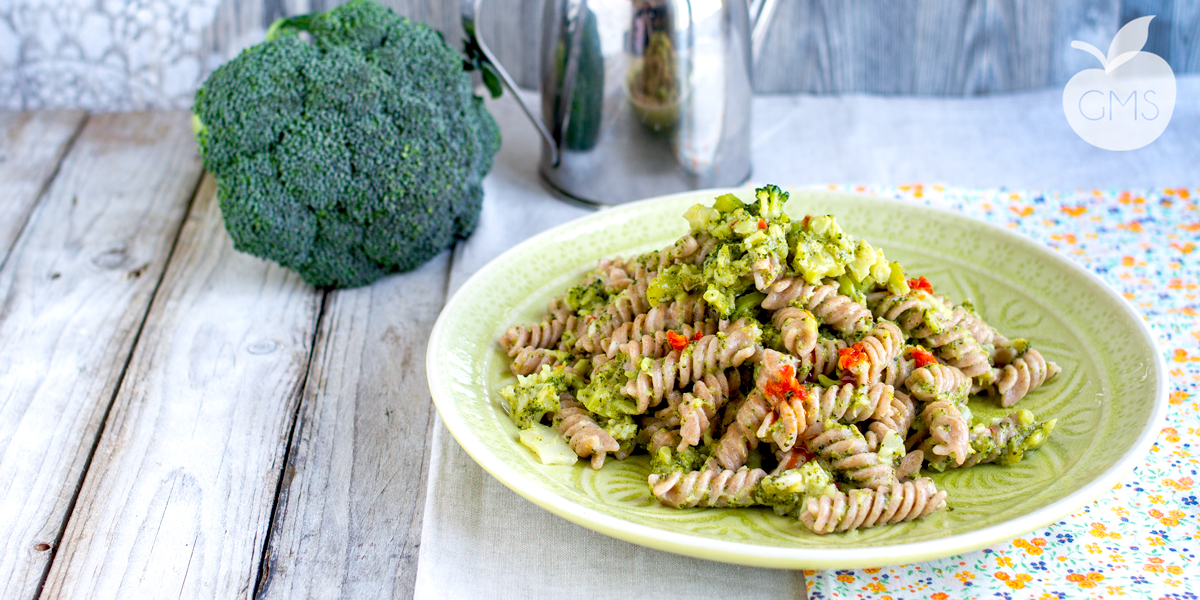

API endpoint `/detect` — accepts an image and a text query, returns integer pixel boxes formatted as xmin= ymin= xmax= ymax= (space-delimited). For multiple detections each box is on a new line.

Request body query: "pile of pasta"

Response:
xmin=497 ymin=186 xmax=1059 ymax=534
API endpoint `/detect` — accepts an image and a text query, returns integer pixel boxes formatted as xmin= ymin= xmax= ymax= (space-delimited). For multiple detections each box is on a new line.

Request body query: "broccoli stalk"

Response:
xmin=193 ymin=0 xmax=500 ymax=288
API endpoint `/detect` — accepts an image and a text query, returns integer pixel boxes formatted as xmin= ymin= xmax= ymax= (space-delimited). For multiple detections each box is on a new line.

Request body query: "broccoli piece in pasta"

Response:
xmin=755 ymin=462 xmax=839 ymax=519
xmin=649 ymin=445 xmax=709 ymax=476
xmin=565 ymin=279 xmax=610 ymax=316
xmin=925 ymin=409 xmax=1056 ymax=471
xmin=577 ymin=353 xmax=637 ymax=418
xmin=646 ymin=263 xmax=704 ymax=306
xmin=677 ymin=185 xmax=796 ymax=317
xmin=498 ymin=364 xmax=583 ymax=429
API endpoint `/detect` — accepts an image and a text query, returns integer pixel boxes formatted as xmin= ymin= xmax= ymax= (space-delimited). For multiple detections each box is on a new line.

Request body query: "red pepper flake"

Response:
xmin=907 ymin=276 xmax=933 ymax=294
xmin=691 ymin=330 xmax=704 ymax=341
xmin=757 ymin=219 xmax=767 ymax=230
xmin=838 ymin=343 xmax=868 ymax=371
xmin=764 ymin=364 xmax=806 ymax=400
xmin=911 ymin=346 xmax=937 ymax=368
xmin=586 ymin=315 xmax=597 ymax=323
xmin=666 ymin=330 xmax=689 ymax=352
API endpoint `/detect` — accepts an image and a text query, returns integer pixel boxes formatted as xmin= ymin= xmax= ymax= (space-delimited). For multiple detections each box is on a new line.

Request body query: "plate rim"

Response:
xmin=426 ymin=186 xmax=1169 ymax=569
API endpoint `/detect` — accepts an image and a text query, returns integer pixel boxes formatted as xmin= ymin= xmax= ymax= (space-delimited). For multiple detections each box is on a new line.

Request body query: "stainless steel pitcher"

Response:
xmin=463 ymin=0 xmax=778 ymax=206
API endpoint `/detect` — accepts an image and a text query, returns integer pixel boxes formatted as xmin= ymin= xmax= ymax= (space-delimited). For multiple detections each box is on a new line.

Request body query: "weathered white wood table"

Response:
xmin=1 ymin=80 xmax=1197 ymax=600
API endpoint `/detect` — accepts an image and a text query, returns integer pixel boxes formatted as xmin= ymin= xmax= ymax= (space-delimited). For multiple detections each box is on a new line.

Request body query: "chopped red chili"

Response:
xmin=911 ymin=346 xmax=937 ymax=368
xmin=666 ymin=330 xmax=689 ymax=352
xmin=757 ymin=219 xmax=767 ymax=230
xmin=691 ymin=330 xmax=704 ymax=341
xmin=764 ymin=364 xmax=805 ymax=400
xmin=908 ymin=276 xmax=933 ymax=294
xmin=838 ymin=343 xmax=868 ymax=371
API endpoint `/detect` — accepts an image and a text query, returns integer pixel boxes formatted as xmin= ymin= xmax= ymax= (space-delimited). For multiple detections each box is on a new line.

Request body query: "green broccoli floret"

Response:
xmin=649 ymin=445 xmax=708 ymax=476
xmin=193 ymin=0 xmax=500 ymax=288
xmin=754 ymin=462 xmax=838 ymax=518
xmin=576 ymin=352 xmax=637 ymax=418
xmin=498 ymin=364 xmax=583 ymax=429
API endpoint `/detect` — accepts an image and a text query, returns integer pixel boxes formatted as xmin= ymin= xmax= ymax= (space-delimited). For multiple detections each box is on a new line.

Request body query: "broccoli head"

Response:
xmin=193 ymin=0 xmax=500 ymax=288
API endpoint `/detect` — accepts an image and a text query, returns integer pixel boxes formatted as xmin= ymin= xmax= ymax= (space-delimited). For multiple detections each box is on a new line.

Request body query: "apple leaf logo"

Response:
xmin=1063 ymin=16 xmax=1176 ymax=151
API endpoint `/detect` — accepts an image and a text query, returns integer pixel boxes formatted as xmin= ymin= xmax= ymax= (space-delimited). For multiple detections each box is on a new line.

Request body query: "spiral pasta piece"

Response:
xmin=621 ymin=321 xmax=759 ymax=413
xmin=924 ymin=324 xmax=991 ymax=380
xmin=500 ymin=298 xmax=576 ymax=356
xmin=841 ymin=320 xmax=906 ymax=385
xmin=800 ymin=477 xmax=947 ymax=534
xmin=993 ymin=348 xmax=1060 ymax=407
xmin=805 ymin=337 xmax=846 ymax=378
xmin=714 ymin=390 xmax=771 ymax=470
xmin=917 ymin=398 xmax=971 ymax=466
xmin=577 ymin=293 xmax=710 ymax=354
xmin=928 ymin=410 xmax=1057 ymax=470
xmin=759 ymin=383 xmax=895 ymax=451
xmin=772 ymin=306 xmax=818 ymax=357
xmin=636 ymin=232 xmax=716 ymax=273
xmin=904 ymin=364 xmax=970 ymax=402
xmin=604 ymin=321 xmax=716 ymax=360
xmin=807 ymin=422 xmax=896 ymax=489
xmin=509 ymin=347 xmax=565 ymax=376
xmin=864 ymin=390 xmax=917 ymax=451
xmin=751 ymin=253 xmax=786 ymax=291
xmin=881 ymin=349 xmax=916 ymax=388
xmin=866 ymin=289 xmax=950 ymax=338
xmin=678 ymin=372 xmax=737 ymax=449
xmin=648 ymin=465 xmax=766 ymax=508
xmin=555 ymin=397 xmax=621 ymax=469
xmin=895 ymin=449 xmax=925 ymax=481
xmin=763 ymin=278 xmax=873 ymax=335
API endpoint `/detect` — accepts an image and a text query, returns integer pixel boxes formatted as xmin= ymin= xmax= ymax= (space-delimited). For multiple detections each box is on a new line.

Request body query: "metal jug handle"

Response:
xmin=463 ymin=0 xmax=581 ymax=167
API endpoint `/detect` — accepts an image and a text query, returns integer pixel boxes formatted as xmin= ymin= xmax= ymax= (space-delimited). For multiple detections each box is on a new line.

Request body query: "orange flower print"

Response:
xmin=1066 ymin=572 xmax=1105 ymax=588
xmin=996 ymin=556 xmax=1014 ymax=567
xmin=994 ymin=572 xmax=1032 ymax=590
xmin=931 ymin=593 xmax=948 ymax=600
xmin=866 ymin=582 xmax=886 ymax=593
xmin=1170 ymin=242 xmax=1196 ymax=254
xmin=1013 ymin=538 xmax=1046 ymax=555
xmin=1062 ymin=205 xmax=1087 ymax=216
xmin=955 ymin=571 xmax=975 ymax=584
xmin=1010 ymin=206 xmax=1034 ymax=217
xmin=1162 ymin=428 xmax=1180 ymax=443
xmin=1145 ymin=557 xmax=1165 ymax=573
xmin=863 ymin=568 xmax=881 ymax=574
xmin=1163 ymin=477 xmax=1193 ymax=491
xmin=837 ymin=573 xmax=855 ymax=583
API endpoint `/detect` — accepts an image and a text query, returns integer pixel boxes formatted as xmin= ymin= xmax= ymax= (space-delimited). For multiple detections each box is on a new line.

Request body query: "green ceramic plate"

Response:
xmin=426 ymin=188 xmax=1167 ymax=569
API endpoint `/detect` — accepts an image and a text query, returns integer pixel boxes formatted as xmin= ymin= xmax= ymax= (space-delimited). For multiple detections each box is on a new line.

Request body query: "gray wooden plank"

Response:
xmin=0 ymin=110 xmax=86 ymax=263
xmin=38 ymin=174 xmax=323 ymax=600
xmin=1171 ymin=0 xmax=1200 ymax=73
xmin=0 ymin=111 xmax=203 ymax=600
xmin=256 ymin=253 xmax=450 ymax=600
xmin=750 ymin=0 xmax=1123 ymax=95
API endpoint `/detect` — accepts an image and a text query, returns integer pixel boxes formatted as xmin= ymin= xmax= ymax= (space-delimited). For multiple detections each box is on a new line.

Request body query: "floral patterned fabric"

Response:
xmin=806 ymin=185 xmax=1199 ymax=599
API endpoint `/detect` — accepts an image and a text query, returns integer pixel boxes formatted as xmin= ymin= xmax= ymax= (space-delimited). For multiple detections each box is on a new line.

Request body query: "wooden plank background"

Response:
xmin=2 ymin=0 xmax=1198 ymax=111
xmin=40 ymin=174 xmax=323 ymax=599
xmin=0 ymin=112 xmax=202 ymax=600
